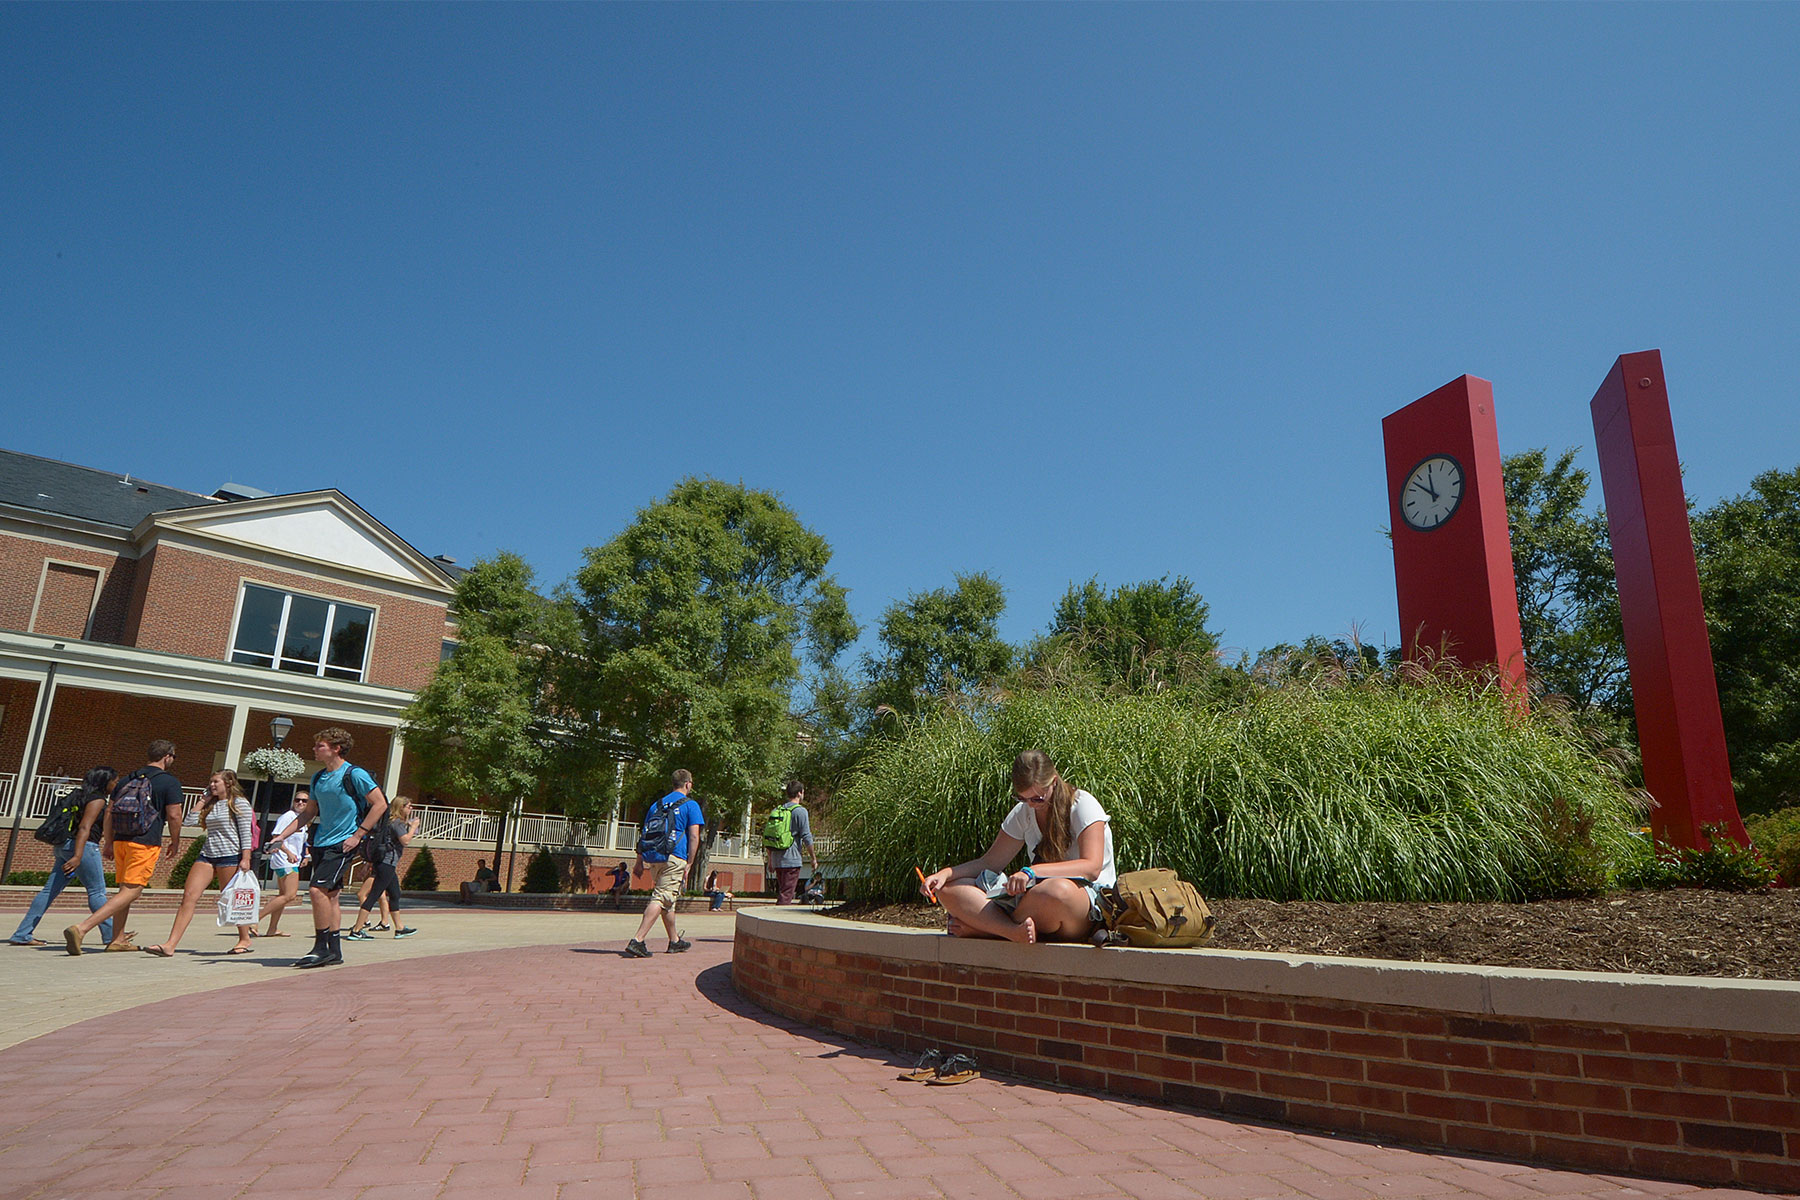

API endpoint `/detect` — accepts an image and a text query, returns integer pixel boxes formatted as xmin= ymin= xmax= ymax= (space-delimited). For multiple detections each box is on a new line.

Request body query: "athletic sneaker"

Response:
xmin=372 ymin=923 xmax=391 ymax=931
xmin=667 ymin=933 xmax=692 ymax=953
xmin=344 ymin=929 xmax=373 ymax=941
xmin=624 ymin=939 xmax=652 ymax=958
xmin=394 ymin=927 xmax=418 ymax=939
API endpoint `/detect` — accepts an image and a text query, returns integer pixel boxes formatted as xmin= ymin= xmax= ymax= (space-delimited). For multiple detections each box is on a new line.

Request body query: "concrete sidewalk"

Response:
xmin=0 ymin=918 xmax=1785 ymax=1200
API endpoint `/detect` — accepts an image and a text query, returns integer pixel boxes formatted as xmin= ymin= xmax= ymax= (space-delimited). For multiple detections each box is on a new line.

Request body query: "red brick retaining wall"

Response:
xmin=732 ymin=911 xmax=1800 ymax=1191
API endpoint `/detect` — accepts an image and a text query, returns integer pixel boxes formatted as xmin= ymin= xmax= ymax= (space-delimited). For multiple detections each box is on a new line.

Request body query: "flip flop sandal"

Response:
xmin=12 ymin=939 xmax=49 ymax=947
xmin=926 ymin=1054 xmax=982 ymax=1085
xmin=227 ymin=945 xmax=253 ymax=955
xmin=897 ymin=1048 xmax=945 ymax=1082
xmin=142 ymin=945 xmax=175 ymax=958
xmin=263 ymin=931 xmax=290 ymax=937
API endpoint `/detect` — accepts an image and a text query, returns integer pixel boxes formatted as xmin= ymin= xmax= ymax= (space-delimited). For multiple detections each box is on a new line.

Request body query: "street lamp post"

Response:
xmin=262 ymin=716 xmax=295 ymax=858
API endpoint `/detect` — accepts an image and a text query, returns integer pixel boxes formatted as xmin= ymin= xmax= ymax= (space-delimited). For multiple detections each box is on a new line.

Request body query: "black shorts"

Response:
xmin=310 ymin=843 xmax=355 ymax=893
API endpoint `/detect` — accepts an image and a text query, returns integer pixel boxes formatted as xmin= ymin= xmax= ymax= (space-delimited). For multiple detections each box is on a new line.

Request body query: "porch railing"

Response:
xmin=0 ymin=775 xmax=208 ymax=823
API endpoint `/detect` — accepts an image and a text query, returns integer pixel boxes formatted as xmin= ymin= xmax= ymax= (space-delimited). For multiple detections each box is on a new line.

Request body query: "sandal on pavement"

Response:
xmin=12 ymin=939 xmax=49 ymax=947
xmin=926 ymin=1054 xmax=982 ymax=1086
xmin=898 ymin=1048 xmax=945 ymax=1082
xmin=227 ymin=945 xmax=253 ymax=955
xmin=104 ymin=939 xmax=141 ymax=952
xmin=142 ymin=945 xmax=175 ymax=958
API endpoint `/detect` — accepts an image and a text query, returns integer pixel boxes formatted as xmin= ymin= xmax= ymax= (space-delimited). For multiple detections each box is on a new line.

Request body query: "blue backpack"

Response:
xmin=637 ymin=796 xmax=686 ymax=858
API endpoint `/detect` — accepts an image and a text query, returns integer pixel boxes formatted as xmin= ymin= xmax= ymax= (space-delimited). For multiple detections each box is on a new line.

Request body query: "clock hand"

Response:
xmin=1413 ymin=477 xmax=1439 ymax=501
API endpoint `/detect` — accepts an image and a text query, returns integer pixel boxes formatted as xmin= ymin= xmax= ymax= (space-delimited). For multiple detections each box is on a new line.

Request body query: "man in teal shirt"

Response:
xmin=282 ymin=726 xmax=388 ymax=969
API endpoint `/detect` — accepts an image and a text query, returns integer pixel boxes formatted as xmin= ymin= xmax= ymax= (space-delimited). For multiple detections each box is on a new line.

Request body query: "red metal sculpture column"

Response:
xmin=1590 ymin=350 xmax=1747 ymax=849
xmin=1382 ymin=375 xmax=1527 ymax=694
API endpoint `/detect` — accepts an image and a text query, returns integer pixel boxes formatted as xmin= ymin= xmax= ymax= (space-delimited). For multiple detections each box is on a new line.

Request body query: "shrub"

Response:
xmin=0 ymin=869 xmax=111 ymax=887
xmin=164 ymin=839 xmax=204 ymax=890
xmin=1615 ymin=825 xmax=1778 ymax=892
xmin=402 ymin=845 xmax=440 ymax=891
xmin=521 ymin=848 xmax=562 ymax=893
xmin=835 ymin=676 xmax=1645 ymax=903
xmin=1746 ymin=806 xmax=1800 ymax=883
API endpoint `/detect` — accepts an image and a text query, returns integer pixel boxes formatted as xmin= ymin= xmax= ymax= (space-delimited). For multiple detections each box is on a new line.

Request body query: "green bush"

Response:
xmin=6 ymin=869 xmax=117 ymax=887
xmin=1746 ymin=806 xmax=1800 ymax=883
xmin=164 ymin=839 xmax=205 ymax=890
xmin=401 ymin=845 xmax=440 ymax=891
xmin=1615 ymin=825 xmax=1777 ymax=891
xmin=521 ymin=848 xmax=562 ymax=893
xmin=835 ymin=677 xmax=1645 ymax=903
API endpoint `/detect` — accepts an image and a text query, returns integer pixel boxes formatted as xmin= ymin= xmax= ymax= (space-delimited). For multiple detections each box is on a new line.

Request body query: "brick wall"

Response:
xmin=0 ymin=531 xmax=138 ymax=644
xmin=128 ymin=543 xmax=450 ymax=690
xmin=733 ymin=917 xmax=1800 ymax=1191
xmin=37 ymin=687 xmax=234 ymax=785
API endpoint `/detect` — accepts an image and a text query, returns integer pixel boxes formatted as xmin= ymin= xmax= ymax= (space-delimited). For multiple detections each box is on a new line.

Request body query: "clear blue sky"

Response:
xmin=5 ymin=4 xmax=1797 ymax=665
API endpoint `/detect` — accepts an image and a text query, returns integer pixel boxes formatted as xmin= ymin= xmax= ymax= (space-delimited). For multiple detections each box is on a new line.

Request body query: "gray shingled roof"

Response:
xmin=0 ymin=447 xmax=219 ymax=529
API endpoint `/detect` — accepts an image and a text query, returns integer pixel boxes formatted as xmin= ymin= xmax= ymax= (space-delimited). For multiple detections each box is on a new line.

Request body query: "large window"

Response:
xmin=231 ymin=584 xmax=372 ymax=681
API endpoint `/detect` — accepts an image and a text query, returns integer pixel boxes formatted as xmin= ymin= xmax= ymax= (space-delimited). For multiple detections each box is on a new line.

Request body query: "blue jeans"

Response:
xmin=10 ymin=840 xmax=112 ymax=945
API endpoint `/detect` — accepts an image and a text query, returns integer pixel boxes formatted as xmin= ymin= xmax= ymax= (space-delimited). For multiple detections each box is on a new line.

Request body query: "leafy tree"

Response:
xmin=559 ymin=479 xmax=856 ymax=843
xmin=1693 ymin=466 xmax=1800 ymax=815
xmin=1502 ymin=449 xmax=1629 ymax=713
xmin=402 ymin=553 xmax=561 ymax=816
xmin=1037 ymin=576 xmax=1222 ymax=693
xmin=862 ymin=573 xmax=1012 ymax=718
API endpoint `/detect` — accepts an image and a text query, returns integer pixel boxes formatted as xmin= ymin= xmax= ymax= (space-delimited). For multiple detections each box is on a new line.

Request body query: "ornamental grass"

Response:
xmin=834 ymin=676 xmax=1644 ymax=904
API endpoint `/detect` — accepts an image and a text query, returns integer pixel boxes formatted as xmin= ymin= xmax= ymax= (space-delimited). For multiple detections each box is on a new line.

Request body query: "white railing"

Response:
xmin=612 ymin=821 xmax=638 ymax=851
xmin=417 ymin=804 xmax=500 ymax=846
xmin=397 ymin=808 xmax=761 ymax=860
xmin=0 ymin=775 xmax=208 ymax=824
xmin=0 ymin=772 xmax=15 ymax=819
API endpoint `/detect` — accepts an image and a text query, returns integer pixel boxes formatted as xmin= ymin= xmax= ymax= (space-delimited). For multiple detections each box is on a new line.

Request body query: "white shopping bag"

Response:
xmin=217 ymin=869 xmax=262 ymax=926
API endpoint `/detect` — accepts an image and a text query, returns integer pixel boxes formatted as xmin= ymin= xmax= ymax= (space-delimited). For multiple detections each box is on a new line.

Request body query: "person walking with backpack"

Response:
xmin=63 ymin=740 xmax=186 ymax=955
xmin=275 ymin=727 xmax=388 ymax=969
xmin=345 ymin=796 xmax=420 ymax=940
xmin=142 ymin=770 xmax=257 ymax=957
xmin=624 ymin=769 xmax=702 ymax=958
xmin=764 ymin=780 xmax=818 ymax=905
xmin=9 ymin=767 xmax=116 ymax=947
xmin=918 ymin=749 xmax=1115 ymax=945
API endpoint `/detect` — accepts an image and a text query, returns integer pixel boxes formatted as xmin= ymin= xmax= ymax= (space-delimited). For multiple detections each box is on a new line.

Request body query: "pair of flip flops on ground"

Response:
xmin=897 ymin=1048 xmax=981 ymax=1085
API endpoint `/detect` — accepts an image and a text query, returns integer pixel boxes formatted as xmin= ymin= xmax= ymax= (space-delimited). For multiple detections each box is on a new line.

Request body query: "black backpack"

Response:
xmin=314 ymin=762 xmax=385 ymax=860
xmin=637 ymin=795 xmax=687 ymax=858
xmin=33 ymin=785 xmax=85 ymax=846
xmin=109 ymin=771 xmax=163 ymax=840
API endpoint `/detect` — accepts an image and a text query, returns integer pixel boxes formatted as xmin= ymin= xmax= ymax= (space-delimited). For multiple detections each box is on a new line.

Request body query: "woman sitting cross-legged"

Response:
xmin=918 ymin=749 xmax=1115 ymax=945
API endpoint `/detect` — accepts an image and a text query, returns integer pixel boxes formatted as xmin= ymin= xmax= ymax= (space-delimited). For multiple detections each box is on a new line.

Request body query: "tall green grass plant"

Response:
xmin=835 ymin=677 xmax=1644 ymax=903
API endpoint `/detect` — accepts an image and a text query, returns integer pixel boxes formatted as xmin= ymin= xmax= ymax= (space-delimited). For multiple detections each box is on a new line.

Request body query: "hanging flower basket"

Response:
xmin=240 ymin=746 xmax=306 ymax=780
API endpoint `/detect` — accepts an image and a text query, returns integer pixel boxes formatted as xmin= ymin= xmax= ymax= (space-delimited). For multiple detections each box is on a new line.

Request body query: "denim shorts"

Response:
xmin=975 ymin=869 xmax=1104 ymax=925
xmin=202 ymin=854 xmax=243 ymax=870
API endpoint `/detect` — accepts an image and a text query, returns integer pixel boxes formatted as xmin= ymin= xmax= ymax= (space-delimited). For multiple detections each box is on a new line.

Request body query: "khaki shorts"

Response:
xmin=649 ymin=856 xmax=688 ymax=907
xmin=114 ymin=842 xmax=161 ymax=888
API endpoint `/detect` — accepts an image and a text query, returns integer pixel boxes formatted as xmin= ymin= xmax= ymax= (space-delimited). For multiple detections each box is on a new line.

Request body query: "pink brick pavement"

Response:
xmin=0 ymin=936 xmax=1786 ymax=1200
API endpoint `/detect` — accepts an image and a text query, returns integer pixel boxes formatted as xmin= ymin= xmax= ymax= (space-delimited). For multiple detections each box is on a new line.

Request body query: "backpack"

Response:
xmin=762 ymin=804 xmax=797 ymax=851
xmin=33 ymin=785 xmax=85 ymax=846
xmin=637 ymin=795 xmax=687 ymax=858
xmin=109 ymin=771 xmax=163 ymax=840
xmin=1099 ymin=868 xmax=1217 ymax=949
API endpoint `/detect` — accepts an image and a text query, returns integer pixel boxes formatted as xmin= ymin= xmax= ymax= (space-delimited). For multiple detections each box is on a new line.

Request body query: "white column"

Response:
xmin=10 ymin=666 xmax=56 ymax=817
xmin=386 ymin=728 xmax=407 ymax=796
xmin=221 ymin=702 xmax=252 ymax=771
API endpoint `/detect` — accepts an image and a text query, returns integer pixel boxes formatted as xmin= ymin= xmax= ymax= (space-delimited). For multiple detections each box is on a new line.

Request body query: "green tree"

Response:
xmin=560 ymin=479 xmax=856 ymax=843
xmin=1038 ymin=576 xmax=1222 ymax=693
xmin=402 ymin=553 xmax=567 ymax=815
xmin=1693 ymin=465 xmax=1800 ymax=815
xmin=862 ymin=573 xmax=1012 ymax=718
xmin=401 ymin=844 xmax=440 ymax=891
xmin=1503 ymin=449 xmax=1629 ymax=713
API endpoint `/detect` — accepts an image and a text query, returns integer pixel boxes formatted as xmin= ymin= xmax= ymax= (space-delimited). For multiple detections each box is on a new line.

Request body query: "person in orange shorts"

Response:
xmin=64 ymin=740 xmax=187 ymax=955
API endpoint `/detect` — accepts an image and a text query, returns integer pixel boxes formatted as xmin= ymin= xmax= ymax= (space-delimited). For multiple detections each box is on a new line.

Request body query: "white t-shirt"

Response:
xmin=999 ymin=789 xmax=1116 ymax=888
xmin=270 ymin=810 xmax=309 ymax=867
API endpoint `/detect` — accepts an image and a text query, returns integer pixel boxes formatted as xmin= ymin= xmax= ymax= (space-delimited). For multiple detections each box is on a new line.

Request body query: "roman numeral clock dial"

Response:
xmin=1401 ymin=455 xmax=1465 ymax=531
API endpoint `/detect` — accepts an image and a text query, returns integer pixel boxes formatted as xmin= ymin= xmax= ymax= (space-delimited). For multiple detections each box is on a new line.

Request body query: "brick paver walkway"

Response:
xmin=0 ymin=933 xmax=1786 ymax=1200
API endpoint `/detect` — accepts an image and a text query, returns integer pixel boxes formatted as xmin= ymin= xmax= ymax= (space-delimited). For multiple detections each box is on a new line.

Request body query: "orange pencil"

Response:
xmin=915 ymin=865 xmax=937 ymax=904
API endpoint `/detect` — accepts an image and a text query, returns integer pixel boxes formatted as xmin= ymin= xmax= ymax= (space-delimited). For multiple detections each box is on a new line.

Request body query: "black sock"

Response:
xmin=310 ymin=929 xmax=328 ymax=957
xmin=328 ymin=928 xmax=341 ymax=956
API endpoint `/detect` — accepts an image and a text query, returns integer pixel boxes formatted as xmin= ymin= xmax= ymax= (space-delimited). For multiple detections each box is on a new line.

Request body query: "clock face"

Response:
xmin=1400 ymin=454 xmax=1465 ymax=531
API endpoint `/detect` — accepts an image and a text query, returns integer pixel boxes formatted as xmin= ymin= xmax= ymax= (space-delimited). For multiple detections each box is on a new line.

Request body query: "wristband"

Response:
xmin=1022 ymin=866 xmax=1037 ymax=882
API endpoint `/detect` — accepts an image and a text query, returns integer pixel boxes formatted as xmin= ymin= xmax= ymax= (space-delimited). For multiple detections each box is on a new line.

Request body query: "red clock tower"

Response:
xmin=1382 ymin=375 xmax=1527 ymax=693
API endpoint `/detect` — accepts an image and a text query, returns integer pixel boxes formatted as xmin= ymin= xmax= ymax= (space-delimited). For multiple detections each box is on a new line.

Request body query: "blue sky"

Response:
xmin=4 ymin=4 xmax=1797 ymax=666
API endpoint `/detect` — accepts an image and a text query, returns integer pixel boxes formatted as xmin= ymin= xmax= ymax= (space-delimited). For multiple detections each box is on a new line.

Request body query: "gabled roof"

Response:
xmin=136 ymin=489 xmax=458 ymax=593
xmin=0 ymin=447 xmax=219 ymax=529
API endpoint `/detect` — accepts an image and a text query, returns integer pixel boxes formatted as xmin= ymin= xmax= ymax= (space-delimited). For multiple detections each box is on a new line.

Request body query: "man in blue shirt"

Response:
xmin=625 ymin=769 xmax=703 ymax=958
xmin=281 ymin=727 xmax=388 ymax=969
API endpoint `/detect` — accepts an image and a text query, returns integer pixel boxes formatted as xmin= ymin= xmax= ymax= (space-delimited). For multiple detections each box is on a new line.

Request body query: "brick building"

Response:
xmin=0 ymin=447 xmax=767 ymax=894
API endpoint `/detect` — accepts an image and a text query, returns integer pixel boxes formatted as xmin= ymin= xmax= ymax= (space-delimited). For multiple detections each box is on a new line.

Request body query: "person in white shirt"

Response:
xmin=262 ymin=789 xmax=312 ymax=937
xmin=919 ymin=749 xmax=1116 ymax=944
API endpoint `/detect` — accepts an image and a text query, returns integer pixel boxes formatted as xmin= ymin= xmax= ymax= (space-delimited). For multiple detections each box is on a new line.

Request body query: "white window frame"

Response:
xmin=229 ymin=583 xmax=373 ymax=682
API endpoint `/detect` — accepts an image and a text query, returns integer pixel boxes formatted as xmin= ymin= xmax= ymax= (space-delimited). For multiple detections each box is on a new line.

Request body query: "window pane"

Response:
xmin=231 ymin=650 xmax=274 ymax=667
xmin=326 ymin=604 xmax=372 ymax=677
xmin=280 ymin=595 xmax=329 ymax=669
xmin=232 ymin=586 xmax=285 ymax=658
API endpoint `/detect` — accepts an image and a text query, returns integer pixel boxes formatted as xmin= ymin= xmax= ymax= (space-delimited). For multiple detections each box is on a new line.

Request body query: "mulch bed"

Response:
xmin=828 ymin=889 xmax=1800 ymax=981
